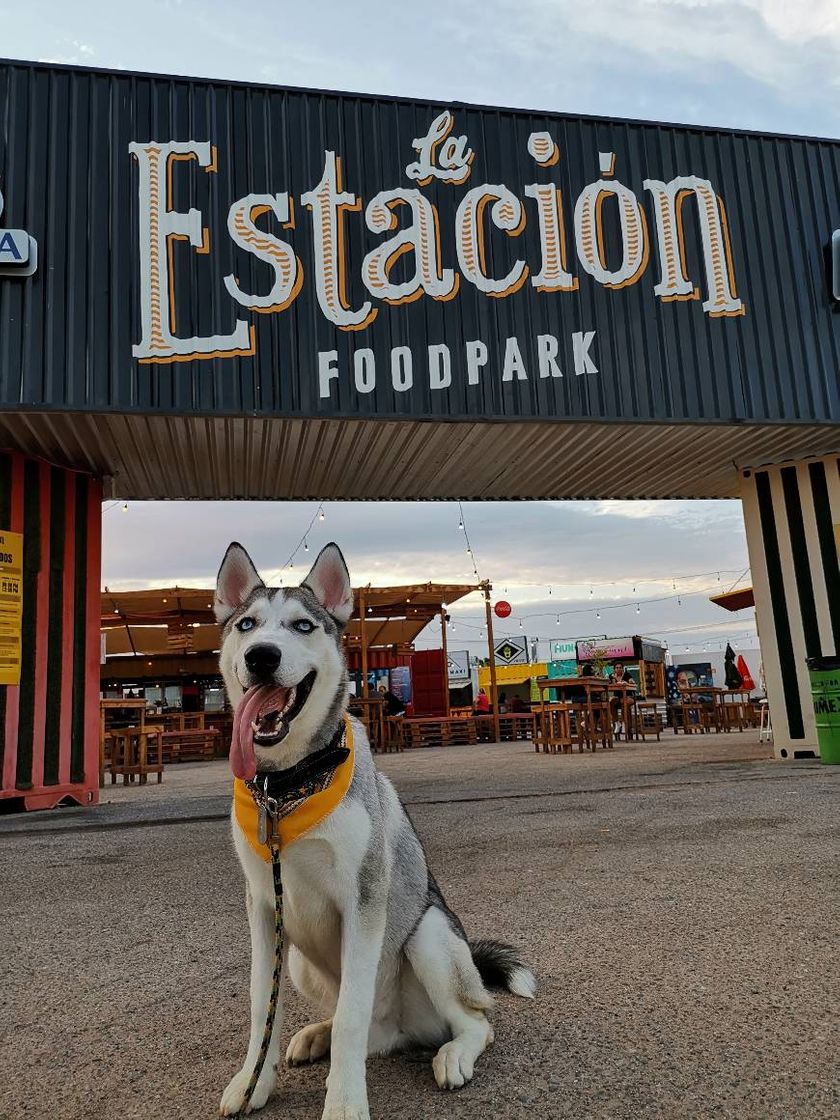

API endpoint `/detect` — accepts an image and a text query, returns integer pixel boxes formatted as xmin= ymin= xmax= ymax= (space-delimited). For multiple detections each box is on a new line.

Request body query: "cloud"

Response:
xmin=506 ymin=0 xmax=840 ymax=113
xmin=101 ymin=497 xmax=754 ymax=655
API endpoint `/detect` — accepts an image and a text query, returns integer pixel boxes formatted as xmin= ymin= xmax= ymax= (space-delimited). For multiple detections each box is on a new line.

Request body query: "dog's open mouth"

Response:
xmin=230 ymin=671 xmax=317 ymax=780
xmin=249 ymin=671 xmax=316 ymax=747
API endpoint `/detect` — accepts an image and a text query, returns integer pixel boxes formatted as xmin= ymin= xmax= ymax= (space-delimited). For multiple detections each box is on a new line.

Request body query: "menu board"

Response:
xmin=0 ymin=530 xmax=23 ymax=686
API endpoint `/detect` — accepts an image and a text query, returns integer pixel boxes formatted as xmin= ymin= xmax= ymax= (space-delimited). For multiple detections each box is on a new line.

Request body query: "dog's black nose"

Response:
xmin=244 ymin=643 xmax=282 ymax=677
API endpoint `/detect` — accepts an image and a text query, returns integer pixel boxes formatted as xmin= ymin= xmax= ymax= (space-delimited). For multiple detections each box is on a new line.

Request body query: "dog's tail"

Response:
xmin=470 ymin=939 xmax=536 ymax=999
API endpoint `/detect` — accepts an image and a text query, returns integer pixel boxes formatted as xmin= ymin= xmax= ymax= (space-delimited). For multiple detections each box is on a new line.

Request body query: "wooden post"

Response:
xmin=440 ymin=606 xmax=451 ymax=717
xmin=359 ymin=588 xmax=369 ymax=699
xmin=483 ymin=582 xmax=501 ymax=743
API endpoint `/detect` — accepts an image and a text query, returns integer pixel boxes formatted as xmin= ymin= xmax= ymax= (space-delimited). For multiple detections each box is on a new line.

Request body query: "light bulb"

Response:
xmin=121 ymin=503 xmax=128 ymax=512
xmin=596 ymin=610 xmax=601 ymax=619
xmin=635 ymin=604 xmax=640 ymax=614
xmin=556 ymin=616 xmax=561 ymax=625
xmin=319 ymin=509 xmax=325 ymax=521
xmin=304 ymin=540 xmax=309 ymax=552
xmin=458 ymin=520 xmax=463 ymax=529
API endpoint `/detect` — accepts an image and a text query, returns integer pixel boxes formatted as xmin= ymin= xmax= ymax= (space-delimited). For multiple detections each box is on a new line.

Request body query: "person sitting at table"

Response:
xmin=612 ymin=663 xmax=635 ymax=688
xmin=508 ymin=694 xmax=526 ymax=712
xmin=377 ymin=682 xmax=406 ymax=717
xmin=498 ymin=690 xmax=509 ymax=714
xmin=566 ymin=664 xmax=593 ymax=705
xmin=474 ymin=688 xmax=490 ymax=714
xmin=610 ymin=663 xmax=636 ymax=736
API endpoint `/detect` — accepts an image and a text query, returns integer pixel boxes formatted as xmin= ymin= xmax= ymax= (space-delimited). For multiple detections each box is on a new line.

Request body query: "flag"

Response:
xmin=736 ymin=655 xmax=755 ymax=691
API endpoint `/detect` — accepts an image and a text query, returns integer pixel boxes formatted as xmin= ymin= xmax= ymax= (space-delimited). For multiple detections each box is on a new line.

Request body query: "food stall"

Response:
xmin=575 ymin=635 xmax=667 ymax=699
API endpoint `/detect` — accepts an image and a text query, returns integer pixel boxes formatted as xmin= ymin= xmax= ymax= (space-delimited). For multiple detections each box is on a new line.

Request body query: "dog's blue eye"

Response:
xmin=292 ymin=619 xmax=315 ymax=634
xmin=237 ymin=616 xmax=256 ymax=632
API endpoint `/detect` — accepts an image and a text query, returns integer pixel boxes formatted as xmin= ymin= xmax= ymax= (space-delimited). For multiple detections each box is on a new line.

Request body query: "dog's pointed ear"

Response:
xmin=215 ymin=542 xmax=265 ymax=624
xmin=301 ymin=543 xmax=353 ymax=626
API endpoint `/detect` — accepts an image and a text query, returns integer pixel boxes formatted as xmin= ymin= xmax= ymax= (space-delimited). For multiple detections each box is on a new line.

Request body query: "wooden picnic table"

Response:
xmin=535 ymin=677 xmax=637 ymax=746
xmin=348 ymin=696 xmax=386 ymax=751
xmin=676 ymin=686 xmax=751 ymax=732
xmin=99 ymin=698 xmax=149 ymax=787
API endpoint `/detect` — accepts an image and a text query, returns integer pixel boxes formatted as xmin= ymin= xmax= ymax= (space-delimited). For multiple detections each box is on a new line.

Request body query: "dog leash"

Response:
xmin=232 ymin=729 xmax=349 ymax=1117
xmin=232 ymin=806 xmax=284 ymax=1119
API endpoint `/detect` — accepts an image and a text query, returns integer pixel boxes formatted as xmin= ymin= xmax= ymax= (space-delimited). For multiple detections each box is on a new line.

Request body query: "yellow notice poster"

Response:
xmin=0 ymin=529 xmax=23 ymax=686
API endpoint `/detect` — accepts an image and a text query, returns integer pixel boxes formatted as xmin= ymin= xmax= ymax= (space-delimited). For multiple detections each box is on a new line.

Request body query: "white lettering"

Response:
xmin=224 ymin=193 xmax=301 ymax=312
xmin=572 ymin=331 xmax=598 ymax=375
xmin=354 ymin=348 xmax=376 ymax=393
xmin=466 ymin=339 xmax=488 ymax=386
xmin=537 ymin=334 xmax=563 ymax=378
xmin=405 ymin=111 xmax=473 ymax=186
xmin=574 ymin=155 xmax=648 ymax=289
xmin=643 ymin=175 xmax=745 ymax=316
xmin=362 ymin=189 xmax=458 ymax=303
xmin=318 ymin=350 xmax=340 ymax=398
xmin=428 ymin=343 xmax=452 ymax=390
xmin=456 ymin=185 xmax=529 ymax=297
xmin=129 ymin=140 xmax=253 ymax=362
xmin=525 ymin=184 xmax=578 ymax=292
xmin=391 ymin=346 xmax=413 ymax=391
xmin=301 ymin=152 xmax=376 ymax=331
xmin=502 ymin=337 xmax=527 ymax=381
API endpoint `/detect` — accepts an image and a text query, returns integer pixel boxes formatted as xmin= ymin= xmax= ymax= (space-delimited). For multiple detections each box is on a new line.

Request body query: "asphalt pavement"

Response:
xmin=1 ymin=734 xmax=837 ymax=1120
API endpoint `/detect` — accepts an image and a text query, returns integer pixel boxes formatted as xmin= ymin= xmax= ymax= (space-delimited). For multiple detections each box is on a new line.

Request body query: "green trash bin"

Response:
xmin=806 ymin=656 xmax=840 ymax=765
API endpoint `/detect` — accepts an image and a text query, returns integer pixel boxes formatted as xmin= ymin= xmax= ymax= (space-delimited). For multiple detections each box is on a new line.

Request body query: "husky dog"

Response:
xmin=215 ymin=541 xmax=535 ymax=1119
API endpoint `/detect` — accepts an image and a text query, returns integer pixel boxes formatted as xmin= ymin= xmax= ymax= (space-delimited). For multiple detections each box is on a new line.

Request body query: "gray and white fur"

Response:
xmin=215 ymin=541 xmax=535 ymax=1119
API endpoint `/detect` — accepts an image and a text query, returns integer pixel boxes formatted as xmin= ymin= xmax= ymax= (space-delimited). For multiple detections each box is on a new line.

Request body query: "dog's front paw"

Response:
xmin=220 ymin=1066 xmax=276 ymax=1116
xmin=320 ymin=1092 xmax=370 ymax=1120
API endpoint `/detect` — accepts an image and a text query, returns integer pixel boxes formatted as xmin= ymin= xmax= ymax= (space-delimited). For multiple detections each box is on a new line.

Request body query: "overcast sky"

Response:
xmin=8 ymin=0 xmax=835 ymax=657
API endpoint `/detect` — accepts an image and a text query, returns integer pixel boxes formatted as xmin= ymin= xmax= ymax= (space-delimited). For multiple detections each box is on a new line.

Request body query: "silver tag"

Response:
xmin=258 ymin=804 xmax=269 ymax=846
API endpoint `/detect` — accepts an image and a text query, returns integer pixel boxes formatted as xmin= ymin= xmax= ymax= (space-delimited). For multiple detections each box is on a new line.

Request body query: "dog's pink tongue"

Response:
xmin=230 ymin=685 xmax=286 ymax=781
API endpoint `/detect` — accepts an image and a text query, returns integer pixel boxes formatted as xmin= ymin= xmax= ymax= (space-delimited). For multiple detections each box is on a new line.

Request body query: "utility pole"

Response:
xmin=482 ymin=581 xmax=500 ymax=743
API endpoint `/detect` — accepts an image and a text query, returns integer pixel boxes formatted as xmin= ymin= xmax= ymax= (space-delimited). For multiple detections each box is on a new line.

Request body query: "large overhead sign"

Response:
xmin=0 ymin=60 xmax=838 ymax=431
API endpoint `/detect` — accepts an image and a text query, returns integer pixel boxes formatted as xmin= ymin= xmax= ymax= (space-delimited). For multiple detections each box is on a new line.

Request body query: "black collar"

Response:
xmin=256 ymin=722 xmax=349 ymax=800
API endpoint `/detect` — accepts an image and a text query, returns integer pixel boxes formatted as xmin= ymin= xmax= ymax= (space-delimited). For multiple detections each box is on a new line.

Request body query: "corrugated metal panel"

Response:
xmin=0 ymin=412 xmax=835 ymax=500
xmin=0 ymin=450 xmax=101 ymax=808
xmin=0 ymin=58 xmax=838 ymax=435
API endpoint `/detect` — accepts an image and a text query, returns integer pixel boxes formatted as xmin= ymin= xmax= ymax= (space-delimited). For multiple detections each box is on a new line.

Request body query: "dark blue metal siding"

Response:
xmin=0 ymin=59 xmax=839 ymax=425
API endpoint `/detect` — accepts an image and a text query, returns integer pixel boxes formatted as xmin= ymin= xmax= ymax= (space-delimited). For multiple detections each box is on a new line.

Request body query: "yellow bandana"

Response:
xmin=233 ymin=718 xmax=355 ymax=862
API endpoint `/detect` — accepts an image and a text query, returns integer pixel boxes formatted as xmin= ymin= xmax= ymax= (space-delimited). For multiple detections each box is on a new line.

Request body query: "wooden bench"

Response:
xmin=160 ymin=727 xmax=220 ymax=763
xmin=404 ymin=717 xmax=477 ymax=749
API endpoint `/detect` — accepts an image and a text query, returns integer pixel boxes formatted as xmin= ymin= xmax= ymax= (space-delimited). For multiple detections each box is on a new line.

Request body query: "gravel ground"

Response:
xmin=1 ymin=734 xmax=837 ymax=1120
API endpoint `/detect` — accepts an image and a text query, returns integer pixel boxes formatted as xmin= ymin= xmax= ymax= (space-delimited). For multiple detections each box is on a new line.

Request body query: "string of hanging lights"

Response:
xmin=262 ymin=504 xmax=327 ymax=583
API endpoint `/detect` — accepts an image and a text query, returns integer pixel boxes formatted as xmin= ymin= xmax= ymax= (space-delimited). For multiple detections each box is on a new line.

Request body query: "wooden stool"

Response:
xmin=534 ymin=703 xmax=572 ymax=754
xmin=635 ymin=702 xmax=662 ymax=742
xmin=672 ymin=703 xmax=703 ymax=734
